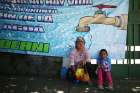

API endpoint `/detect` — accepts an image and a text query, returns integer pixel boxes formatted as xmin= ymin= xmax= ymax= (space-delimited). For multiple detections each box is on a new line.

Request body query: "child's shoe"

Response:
xmin=98 ymin=85 xmax=104 ymax=90
xmin=106 ymin=86 xmax=114 ymax=91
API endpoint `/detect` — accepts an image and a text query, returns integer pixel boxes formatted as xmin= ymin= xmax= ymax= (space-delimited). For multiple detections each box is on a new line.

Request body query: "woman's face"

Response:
xmin=76 ymin=41 xmax=84 ymax=50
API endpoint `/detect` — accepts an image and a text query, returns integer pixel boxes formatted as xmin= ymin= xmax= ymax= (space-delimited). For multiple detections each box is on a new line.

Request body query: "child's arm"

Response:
xmin=108 ymin=57 xmax=112 ymax=71
xmin=97 ymin=58 xmax=102 ymax=68
xmin=95 ymin=67 xmax=98 ymax=74
xmin=95 ymin=60 xmax=101 ymax=74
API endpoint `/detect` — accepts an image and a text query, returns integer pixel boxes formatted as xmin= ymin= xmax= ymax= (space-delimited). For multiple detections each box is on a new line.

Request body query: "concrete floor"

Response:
xmin=0 ymin=76 xmax=140 ymax=93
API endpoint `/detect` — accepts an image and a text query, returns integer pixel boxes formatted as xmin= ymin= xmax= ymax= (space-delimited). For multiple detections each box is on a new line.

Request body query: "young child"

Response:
xmin=96 ymin=49 xmax=114 ymax=91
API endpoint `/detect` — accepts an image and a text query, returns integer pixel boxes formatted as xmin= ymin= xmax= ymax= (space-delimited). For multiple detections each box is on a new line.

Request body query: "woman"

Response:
xmin=69 ymin=36 xmax=92 ymax=84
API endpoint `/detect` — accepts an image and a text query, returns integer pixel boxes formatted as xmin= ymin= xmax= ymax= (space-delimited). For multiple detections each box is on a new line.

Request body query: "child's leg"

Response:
xmin=106 ymin=71 xmax=113 ymax=87
xmin=102 ymin=70 xmax=107 ymax=85
xmin=97 ymin=67 xmax=104 ymax=87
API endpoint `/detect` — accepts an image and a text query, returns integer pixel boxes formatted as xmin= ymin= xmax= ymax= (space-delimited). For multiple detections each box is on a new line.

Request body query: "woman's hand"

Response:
xmin=71 ymin=65 xmax=76 ymax=72
xmin=78 ymin=60 xmax=85 ymax=66
xmin=79 ymin=60 xmax=84 ymax=65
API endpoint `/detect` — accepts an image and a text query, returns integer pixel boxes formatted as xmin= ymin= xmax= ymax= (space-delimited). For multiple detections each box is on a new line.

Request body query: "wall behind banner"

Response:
xmin=0 ymin=0 xmax=129 ymax=59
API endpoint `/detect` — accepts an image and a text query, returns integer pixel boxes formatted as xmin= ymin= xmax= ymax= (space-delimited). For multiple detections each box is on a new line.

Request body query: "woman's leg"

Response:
xmin=67 ymin=67 xmax=75 ymax=81
xmin=85 ymin=62 xmax=93 ymax=79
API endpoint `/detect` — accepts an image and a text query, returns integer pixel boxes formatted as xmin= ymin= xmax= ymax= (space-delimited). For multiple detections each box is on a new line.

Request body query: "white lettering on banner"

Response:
xmin=37 ymin=15 xmax=53 ymax=23
xmin=10 ymin=0 xmax=93 ymax=5
xmin=67 ymin=0 xmax=92 ymax=5
xmin=12 ymin=0 xmax=43 ymax=4
xmin=0 ymin=24 xmax=44 ymax=32
xmin=0 ymin=13 xmax=53 ymax=23
xmin=46 ymin=0 xmax=65 ymax=5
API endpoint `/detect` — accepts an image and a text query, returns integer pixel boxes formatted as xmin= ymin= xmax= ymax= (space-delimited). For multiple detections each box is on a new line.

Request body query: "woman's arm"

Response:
xmin=69 ymin=50 xmax=76 ymax=70
xmin=85 ymin=49 xmax=91 ymax=63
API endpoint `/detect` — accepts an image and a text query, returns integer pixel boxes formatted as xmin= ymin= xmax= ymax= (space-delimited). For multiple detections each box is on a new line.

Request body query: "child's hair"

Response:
xmin=99 ymin=49 xmax=108 ymax=56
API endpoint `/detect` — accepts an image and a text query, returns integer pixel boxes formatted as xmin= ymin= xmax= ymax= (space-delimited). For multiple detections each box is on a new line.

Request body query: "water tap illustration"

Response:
xmin=93 ymin=4 xmax=117 ymax=15
xmin=76 ymin=4 xmax=128 ymax=32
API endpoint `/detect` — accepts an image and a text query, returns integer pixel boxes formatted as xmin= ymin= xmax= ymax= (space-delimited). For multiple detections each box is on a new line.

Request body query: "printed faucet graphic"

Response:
xmin=76 ymin=4 xmax=128 ymax=32
xmin=93 ymin=4 xmax=117 ymax=15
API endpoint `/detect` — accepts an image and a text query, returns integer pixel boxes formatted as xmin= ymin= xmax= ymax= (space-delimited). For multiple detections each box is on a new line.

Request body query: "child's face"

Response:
xmin=100 ymin=51 xmax=107 ymax=59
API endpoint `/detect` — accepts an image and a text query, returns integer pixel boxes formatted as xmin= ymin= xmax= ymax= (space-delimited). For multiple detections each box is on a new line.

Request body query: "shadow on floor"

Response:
xmin=0 ymin=76 xmax=140 ymax=93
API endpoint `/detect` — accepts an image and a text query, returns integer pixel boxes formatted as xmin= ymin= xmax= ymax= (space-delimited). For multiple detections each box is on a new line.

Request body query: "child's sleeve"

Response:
xmin=108 ymin=57 xmax=112 ymax=70
xmin=96 ymin=58 xmax=100 ymax=65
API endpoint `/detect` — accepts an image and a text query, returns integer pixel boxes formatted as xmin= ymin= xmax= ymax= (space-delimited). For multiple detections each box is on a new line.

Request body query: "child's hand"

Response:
xmin=98 ymin=64 xmax=102 ymax=68
xmin=95 ymin=68 xmax=98 ymax=75
xmin=95 ymin=64 xmax=101 ymax=74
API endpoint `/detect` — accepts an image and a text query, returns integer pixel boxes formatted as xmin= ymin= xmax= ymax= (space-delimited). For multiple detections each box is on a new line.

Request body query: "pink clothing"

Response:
xmin=97 ymin=67 xmax=113 ymax=87
xmin=69 ymin=48 xmax=90 ymax=66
